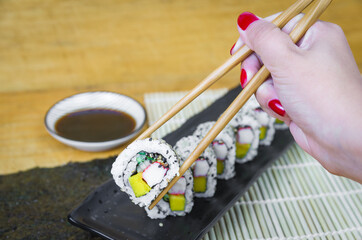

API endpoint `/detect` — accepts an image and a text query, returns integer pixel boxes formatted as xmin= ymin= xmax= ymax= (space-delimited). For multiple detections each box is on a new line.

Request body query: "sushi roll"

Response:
xmin=229 ymin=113 xmax=260 ymax=164
xmin=145 ymin=169 xmax=194 ymax=219
xmin=193 ymin=122 xmax=236 ymax=180
xmin=174 ymin=135 xmax=217 ymax=198
xmin=244 ymin=95 xmax=275 ymax=146
xmin=274 ymin=118 xmax=289 ymax=130
xmin=111 ymin=138 xmax=180 ymax=207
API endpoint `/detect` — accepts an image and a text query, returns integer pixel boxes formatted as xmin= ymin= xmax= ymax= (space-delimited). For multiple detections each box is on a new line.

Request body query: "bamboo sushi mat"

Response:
xmin=144 ymin=89 xmax=362 ymax=240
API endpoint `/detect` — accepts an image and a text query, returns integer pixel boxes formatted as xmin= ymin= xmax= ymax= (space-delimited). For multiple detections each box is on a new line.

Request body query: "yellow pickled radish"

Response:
xmin=128 ymin=172 xmax=151 ymax=197
xmin=275 ymin=118 xmax=284 ymax=124
xmin=169 ymin=194 xmax=186 ymax=211
xmin=236 ymin=142 xmax=251 ymax=159
xmin=216 ymin=160 xmax=225 ymax=174
xmin=259 ymin=126 xmax=267 ymax=140
xmin=193 ymin=176 xmax=207 ymax=193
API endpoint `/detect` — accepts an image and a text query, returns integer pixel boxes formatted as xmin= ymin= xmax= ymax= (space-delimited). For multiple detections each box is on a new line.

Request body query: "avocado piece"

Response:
xmin=236 ymin=142 xmax=251 ymax=159
xmin=193 ymin=176 xmax=207 ymax=193
xmin=163 ymin=193 xmax=170 ymax=202
xmin=216 ymin=160 xmax=224 ymax=174
xmin=128 ymin=172 xmax=151 ymax=197
xmin=169 ymin=194 xmax=185 ymax=211
xmin=259 ymin=126 xmax=267 ymax=140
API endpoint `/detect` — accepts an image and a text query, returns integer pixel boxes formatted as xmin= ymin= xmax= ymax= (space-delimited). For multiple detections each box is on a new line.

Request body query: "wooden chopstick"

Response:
xmin=137 ymin=0 xmax=314 ymax=141
xmin=149 ymin=0 xmax=332 ymax=210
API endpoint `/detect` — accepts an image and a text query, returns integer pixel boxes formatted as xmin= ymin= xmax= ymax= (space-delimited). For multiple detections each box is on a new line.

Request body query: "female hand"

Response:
xmin=230 ymin=12 xmax=362 ymax=183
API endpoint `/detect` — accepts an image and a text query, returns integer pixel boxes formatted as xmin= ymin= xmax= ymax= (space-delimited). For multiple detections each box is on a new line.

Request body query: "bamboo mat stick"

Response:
xmin=137 ymin=0 xmax=314 ymax=141
xmin=149 ymin=0 xmax=332 ymax=210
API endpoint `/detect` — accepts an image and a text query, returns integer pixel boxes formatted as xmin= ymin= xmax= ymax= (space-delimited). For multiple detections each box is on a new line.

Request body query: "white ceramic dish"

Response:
xmin=45 ymin=91 xmax=146 ymax=152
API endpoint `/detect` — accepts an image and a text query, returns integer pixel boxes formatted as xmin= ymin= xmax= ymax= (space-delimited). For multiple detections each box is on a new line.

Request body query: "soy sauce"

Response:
xmin=55 ymin=109 xmax=136 ymax=142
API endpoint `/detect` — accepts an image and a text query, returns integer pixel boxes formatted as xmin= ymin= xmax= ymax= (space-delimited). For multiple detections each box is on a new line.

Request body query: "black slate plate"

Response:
xmin=68 ymin=86 xmax=294 ymax=240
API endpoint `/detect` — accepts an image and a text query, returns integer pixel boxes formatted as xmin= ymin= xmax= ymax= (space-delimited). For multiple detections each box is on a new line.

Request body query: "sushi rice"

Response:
xmin=193 ymin=121 xmax=236 ymax=180
xmin=174 ymin=135 xmax=217 ymax=198
xmin=145 ymin=168 xmax=194 ymax=219
xmin=229 ymin=112 xmax=260 ymax=164
xmin=243 ymin=95 xmax=275 ymax=146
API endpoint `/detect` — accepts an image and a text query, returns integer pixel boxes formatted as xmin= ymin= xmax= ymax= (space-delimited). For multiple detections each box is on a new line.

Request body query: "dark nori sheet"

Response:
xmin=0 ymin=157 xmax=116 ymax=239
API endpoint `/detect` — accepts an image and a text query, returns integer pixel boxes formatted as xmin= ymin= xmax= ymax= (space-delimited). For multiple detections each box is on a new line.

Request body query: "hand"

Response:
xmin=231 ymin=12 xmax=362 ymax=183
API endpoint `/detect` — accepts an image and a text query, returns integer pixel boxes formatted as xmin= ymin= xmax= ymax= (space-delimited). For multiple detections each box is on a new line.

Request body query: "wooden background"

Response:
xmin=1 ymin=0 xmax=361 ymax=174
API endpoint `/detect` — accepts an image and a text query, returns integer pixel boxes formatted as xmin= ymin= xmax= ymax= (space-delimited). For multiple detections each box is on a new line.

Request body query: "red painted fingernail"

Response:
xmin=268 ymin=99 xmax=285 ymax=117
xmin=230 ymin=43 xmax=236 ymax=55
xmin=240 ymin=68 xmax=247 ymax=88
xmin=237 ymin=12 xmax=259 ymax=31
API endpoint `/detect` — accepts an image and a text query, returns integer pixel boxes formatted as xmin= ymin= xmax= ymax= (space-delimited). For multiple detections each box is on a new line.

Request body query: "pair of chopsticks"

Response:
xmin=141 ymin=0 xmax=332 ymax=210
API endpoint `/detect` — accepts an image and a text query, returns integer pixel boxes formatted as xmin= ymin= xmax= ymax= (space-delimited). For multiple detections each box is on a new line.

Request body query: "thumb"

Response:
xmin=237 ymin=12 xmax=299 ymax=71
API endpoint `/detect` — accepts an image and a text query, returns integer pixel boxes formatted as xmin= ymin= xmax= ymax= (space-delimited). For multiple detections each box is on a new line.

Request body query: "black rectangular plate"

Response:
xmin=68 ymin=86 xmax=294 ymax=240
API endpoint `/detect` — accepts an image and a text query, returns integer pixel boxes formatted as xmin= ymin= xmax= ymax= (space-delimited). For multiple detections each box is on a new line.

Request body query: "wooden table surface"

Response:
xmin=1 ymin=0 xmax=361 ymax=175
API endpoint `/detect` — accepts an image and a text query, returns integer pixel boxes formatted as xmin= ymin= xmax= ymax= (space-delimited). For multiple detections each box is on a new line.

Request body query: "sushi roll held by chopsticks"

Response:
xmin=111 ymin=138 xmax=180 ymax=207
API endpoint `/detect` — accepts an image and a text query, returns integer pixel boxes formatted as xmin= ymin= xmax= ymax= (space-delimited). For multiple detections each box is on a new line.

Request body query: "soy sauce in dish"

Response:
xmin=55 ymin=109 xmax=136 ymax=142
